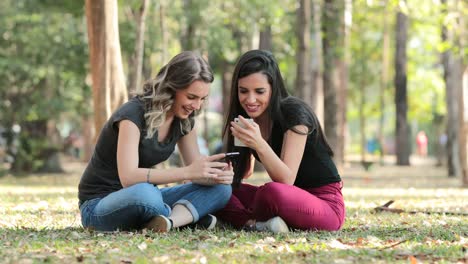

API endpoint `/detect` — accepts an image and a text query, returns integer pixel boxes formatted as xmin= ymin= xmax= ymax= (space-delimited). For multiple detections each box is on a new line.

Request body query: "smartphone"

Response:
xmin=234 ymin=118 xmax=253 ymax=147
xmin=224 ymin=152 xmax=240 ymax=162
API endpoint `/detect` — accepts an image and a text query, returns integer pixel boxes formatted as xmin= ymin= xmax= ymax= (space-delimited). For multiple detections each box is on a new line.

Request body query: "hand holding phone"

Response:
xmin=234 ymin=117 xmax=254 ymax=147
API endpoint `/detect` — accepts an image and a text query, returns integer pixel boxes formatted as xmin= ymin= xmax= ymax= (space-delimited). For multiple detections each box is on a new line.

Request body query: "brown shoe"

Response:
xmin=145 ymin=215 xmax=172 ymax=232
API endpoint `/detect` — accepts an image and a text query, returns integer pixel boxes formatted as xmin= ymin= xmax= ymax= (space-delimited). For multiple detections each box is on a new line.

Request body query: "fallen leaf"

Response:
xmin=137 ymin=242 xmax=147 ymax=251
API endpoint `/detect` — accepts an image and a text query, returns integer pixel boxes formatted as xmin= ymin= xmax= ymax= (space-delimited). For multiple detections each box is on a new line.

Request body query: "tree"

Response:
xmin=441 ymin=0 xmax=467 ymax=181
xmin=378 ymin=1 xmax=391 ymax=164
xmin=127 ymin=0 xmax=150 ymax=93
xmin=0 ymin=0 xmax=89 ymax=173
xmin=259 ymin=25 xmax=272 ymax=51
xmin=295 ymin=0 xmax=312 ymax=106
xmin=394 ymin=5 xmax=410 ymax=165
xmin=322 ymin=0 xmax=346 ymax=167
xmin=85 ymin=0 xmax=128 ymax=139
xmin=311 ymin=0 xmax=324 ymax=125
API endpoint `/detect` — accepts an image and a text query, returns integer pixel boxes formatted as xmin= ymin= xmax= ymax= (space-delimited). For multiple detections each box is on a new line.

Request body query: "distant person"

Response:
xmin=216 ymin=50 xmax=345 ymax=233
xmin=66 ymin=132 xmax=83 ymax=159
xmin=416 ymin=131 xmax=428 ymax=157
xmin=436 ymin=133 xmax=447 ymax=166
xmin=78 ymin=51 xmax=233 ymax=232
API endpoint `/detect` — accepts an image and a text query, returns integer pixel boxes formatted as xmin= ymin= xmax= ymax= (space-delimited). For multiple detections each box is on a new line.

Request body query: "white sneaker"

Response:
xmin=255 ymin=216 xmax=289 ymax=233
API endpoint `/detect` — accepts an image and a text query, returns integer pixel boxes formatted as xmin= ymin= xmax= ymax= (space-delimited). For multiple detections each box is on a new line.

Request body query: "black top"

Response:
xmin=78 ymin=97 xmax=191 ymax=203
xmin=253 ymin=98 xmax=341 ymax=188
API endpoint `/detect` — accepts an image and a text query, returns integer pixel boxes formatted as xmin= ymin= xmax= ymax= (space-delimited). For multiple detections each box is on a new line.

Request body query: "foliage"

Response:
xmin=1 ymin=0 xmax=468 ymax=170
xmin=346 ymin=0 xmax=459 ymax=154
xmin=0 ymin=163 xmax=466 ymax=263
xmin=0 ymin=0 xmax=89 ymax=172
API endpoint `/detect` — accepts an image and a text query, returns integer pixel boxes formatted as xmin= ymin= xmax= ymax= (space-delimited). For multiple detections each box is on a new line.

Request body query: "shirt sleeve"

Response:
xmin=110 ymin=98 xmax=146 ymax=132
xmin=280 ymin=97 xmax=311 ymax=131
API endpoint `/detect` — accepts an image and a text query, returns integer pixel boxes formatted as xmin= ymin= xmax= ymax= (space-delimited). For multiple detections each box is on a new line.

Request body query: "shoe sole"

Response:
xmin=145 ymin=216 xmax=170 ymax=232
xmin=206 ymin=215 xmax=217 ymax=230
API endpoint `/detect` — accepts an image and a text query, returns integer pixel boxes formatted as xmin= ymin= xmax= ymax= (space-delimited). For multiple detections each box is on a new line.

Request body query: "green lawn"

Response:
xmin=0 ymin=158 xmax=466 ymax=263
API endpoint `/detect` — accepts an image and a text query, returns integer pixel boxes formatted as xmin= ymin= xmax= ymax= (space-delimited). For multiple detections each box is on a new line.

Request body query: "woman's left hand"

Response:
xmin=191 ymin=157 xmax=234 ymax=185
xmin=230 ymin=116 xmax=266 ymax=150
xmin=213 ymin=162 xmax=234 ymax=184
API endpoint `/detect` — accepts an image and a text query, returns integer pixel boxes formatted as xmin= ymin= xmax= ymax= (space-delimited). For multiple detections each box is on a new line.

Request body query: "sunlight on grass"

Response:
xmin=0 ymin=161 xmax=467 ymax=263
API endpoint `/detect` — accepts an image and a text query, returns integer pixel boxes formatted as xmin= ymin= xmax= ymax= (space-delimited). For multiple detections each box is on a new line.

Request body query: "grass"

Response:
xmin=0 ymin=157 xmax=467 ymax=263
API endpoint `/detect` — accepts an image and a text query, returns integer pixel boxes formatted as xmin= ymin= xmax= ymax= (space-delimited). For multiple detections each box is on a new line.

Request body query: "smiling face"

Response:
xmin=237 ymin=72 xmax=272 ymax=119
xmin=171 ymin=80 xmax=210 ymax=119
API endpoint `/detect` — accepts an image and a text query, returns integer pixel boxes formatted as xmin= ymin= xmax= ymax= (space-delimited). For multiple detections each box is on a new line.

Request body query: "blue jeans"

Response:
xmin=79 ymin=183 xmax=232 ymax=231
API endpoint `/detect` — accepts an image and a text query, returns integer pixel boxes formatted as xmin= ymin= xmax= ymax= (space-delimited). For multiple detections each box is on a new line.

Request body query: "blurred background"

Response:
xmin=0 ymin=0 xmax=466 ymax=186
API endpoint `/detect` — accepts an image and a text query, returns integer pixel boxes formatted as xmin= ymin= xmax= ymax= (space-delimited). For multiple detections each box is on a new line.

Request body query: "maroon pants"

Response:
xmin=217 ymin=181 xmax=345 ymax=231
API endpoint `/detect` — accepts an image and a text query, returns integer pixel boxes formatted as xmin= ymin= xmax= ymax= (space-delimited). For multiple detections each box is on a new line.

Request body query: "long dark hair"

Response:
xmin=222 ymin=50 xmax=286 ymax=187
xmin=222 ymin=50 xmax=332 ymax=187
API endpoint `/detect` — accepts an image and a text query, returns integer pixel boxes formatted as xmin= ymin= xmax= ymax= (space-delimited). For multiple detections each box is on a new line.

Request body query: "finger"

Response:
xmin=217 ymin=176 xmax=234 ymax=182
xmin=208 ymin=161 xmax=228 ymax=168
xmin=206 ymin=153 xmax=226 ymax=162
xmin=208 ymin=168 xmax=225 ymax=175
xmin=239 ymin=116 xmax=255 ymax=129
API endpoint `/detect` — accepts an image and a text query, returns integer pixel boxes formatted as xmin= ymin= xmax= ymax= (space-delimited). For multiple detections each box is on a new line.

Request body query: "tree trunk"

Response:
xmin=359 ymin=49 xmax=367 ymax=163
xmin=85 ymin=0 xmax=128 ymax=141
xmin=159 ymin=0 xmax=168 ymax=64
xmin=322 ymin=0 xmax=345 ymax=167
xmin=336 ymin=0 xmax=351 ymax=168
xmin=378 ymin=2 xmax=390 ymax=165
xmin=81 ymin=115 xmax=94 ymax=162
xmin=221 ymin=60 xmax=233 ymax=114
xmin=311 ymin=0 xmax=324 ymax=126
xmin=181 ymin=0 xmax=197 ymax=50
xmin=128 ymin=0 xmax=149 ymax=93
xmin=259 ymin=26 xmax=272 ymax=51
xmin=394 ymin=9 xmax=410 ymax=165
xmin=441 ymin=0 xmax=461 ymax=177
xmin=295 ymin=0 xmax=312 ymax=105
xmin=459 ymin=2 xmax=468 ymax=186
xmin=463 ymin=65 xmax=468 ymax=186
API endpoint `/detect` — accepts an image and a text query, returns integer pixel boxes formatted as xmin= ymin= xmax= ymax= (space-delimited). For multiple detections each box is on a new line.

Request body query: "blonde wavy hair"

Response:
xmin=135 ymin=51 xmax=214 ymax=138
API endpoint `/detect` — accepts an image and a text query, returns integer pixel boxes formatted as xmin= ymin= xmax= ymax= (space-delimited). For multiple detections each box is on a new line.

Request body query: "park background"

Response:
xmin=0 ymin=0 xmax=467 ymax=263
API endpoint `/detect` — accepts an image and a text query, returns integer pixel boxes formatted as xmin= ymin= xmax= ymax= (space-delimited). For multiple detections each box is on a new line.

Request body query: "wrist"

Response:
xmin=180 ymin=167 xmax=190 ymax=181
xmin=256 ymin=139 xmax=269 ymax=154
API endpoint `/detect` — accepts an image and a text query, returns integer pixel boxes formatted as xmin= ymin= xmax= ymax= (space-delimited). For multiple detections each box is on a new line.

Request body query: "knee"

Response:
xmin=258 ymin=182 xmax=285 ymax=196
xmin=211 ymin=184 xmax=232 ymax=205
xmin=256 ymin=182 xmax=287 ymax=204
xmin=126 ymin=183 xmax=163 ymax=205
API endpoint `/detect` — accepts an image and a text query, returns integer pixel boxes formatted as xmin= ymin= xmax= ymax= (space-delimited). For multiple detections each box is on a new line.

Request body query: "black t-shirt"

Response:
xmin=78 ymin=97 xmax=190 ymax=203
xmin=253 ymin=98 xmax=341 ymax=188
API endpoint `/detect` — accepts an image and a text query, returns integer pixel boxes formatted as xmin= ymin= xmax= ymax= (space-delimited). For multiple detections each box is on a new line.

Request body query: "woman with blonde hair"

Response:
xmin=78 ymin=51 xmax=233 ymax=232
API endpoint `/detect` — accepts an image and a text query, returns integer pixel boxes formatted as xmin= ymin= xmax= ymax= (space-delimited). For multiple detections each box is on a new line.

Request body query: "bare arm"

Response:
xmin=116 ymin=120 xmax=228 ymax=187
xmin=177 ymin=127 xmax=201 ymax=166
xmin=176 ymin=125 xmax=234 ymax=185
xmin=231 ymin=116 xmax=307 ymax=184
xmin=256 ymin=126 xmax=307 ymax=184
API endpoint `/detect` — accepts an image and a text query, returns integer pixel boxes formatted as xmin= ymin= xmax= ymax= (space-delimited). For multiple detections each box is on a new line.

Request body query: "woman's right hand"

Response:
xmin=185 ymin=153 xmax=228 ymax=182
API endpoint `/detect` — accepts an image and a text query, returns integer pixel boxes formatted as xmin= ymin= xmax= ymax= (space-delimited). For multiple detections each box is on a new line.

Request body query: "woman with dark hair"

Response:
xmin=217 ymin=50 xmax=345 ymax=233
xmin=78 ymin=51 xmax=233 ymax=232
